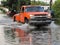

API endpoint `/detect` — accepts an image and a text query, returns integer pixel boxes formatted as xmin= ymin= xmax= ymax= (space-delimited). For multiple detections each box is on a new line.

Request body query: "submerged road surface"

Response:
xmin=0 ymin=14 xmax=60 ymax=45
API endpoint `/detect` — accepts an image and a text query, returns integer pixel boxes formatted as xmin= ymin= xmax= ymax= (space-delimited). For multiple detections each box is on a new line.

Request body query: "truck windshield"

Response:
xmin=25 ymin=6 xmax=44 ymax=12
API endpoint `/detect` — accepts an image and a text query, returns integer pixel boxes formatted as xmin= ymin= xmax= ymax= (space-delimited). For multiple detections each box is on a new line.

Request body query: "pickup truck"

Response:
xmin=13 ymin=5 xmax=52 ymax=26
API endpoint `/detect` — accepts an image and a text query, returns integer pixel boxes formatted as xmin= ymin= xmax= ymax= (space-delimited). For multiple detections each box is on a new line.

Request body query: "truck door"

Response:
xmin=20 ymin=7 xmax=25 ymax=23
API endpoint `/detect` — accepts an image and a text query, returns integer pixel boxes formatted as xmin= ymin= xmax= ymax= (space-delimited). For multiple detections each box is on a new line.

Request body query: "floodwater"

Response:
xmin=0 ymin=14 xmax=60 ymax=45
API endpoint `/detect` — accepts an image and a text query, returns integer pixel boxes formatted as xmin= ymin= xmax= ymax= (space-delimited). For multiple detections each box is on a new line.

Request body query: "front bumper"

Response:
xmin=29 ymin=17 xmax=52 ymax=25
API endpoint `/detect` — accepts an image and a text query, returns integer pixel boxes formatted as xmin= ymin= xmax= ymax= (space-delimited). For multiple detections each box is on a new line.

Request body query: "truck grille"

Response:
xmin=35 ymin=14 xmax=47 ymax=16
xmin=30 ymin=14 xmax=48 ymax=21
xmin=31 ymin=16 xmax=48 ymax=21
xmin=35 ymin=17 xmax=47 ymax=21
xmin=34 ymin=14 xmax=47 ymax=18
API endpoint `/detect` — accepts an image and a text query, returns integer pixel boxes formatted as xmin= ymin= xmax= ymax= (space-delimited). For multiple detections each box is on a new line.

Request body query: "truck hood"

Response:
xmin=27 ymin=12 xmax=49 ymax=15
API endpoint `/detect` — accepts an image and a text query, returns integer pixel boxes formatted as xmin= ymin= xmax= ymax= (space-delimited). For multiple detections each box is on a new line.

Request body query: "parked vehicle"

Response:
xmin=7 ymin=9 xmax=17 ymax=17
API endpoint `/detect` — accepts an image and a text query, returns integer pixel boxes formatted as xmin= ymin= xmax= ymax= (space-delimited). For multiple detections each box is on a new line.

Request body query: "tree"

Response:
xmin=2 ymin=0 xmax=31 ymax=11
xmin=52 ymin=0 xmax=60 ymax=24
xmin=31 ymin=1 xmax=49 ymax=5
xmin=1 ymin=0 xmax=18 ymax=10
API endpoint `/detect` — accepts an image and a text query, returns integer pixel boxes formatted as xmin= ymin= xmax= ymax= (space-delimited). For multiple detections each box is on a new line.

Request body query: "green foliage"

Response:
xmin=52 ymin=0 xmax=60 ymax=17
xmin=1 ymin=1 xmax=8 ymax=7
xmin=2 ymin=0 xmax=31 ymax=11
xmin=52 ymin=0 xmax=60 ymax=25
xmin=31 ymin=1 xmax=49 ymax=6
xmin=2 ymin=0 xmax=48 ymax=12
xmin=0 ymin=8 xmax=6 ymax=13
xmin=1 ymin=0 xmax=18 ymax=10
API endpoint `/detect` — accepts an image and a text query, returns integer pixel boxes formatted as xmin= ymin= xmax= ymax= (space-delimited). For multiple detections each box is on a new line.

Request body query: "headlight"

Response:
xmin=47 ymin=14 xmax=52 ymax=18
xmin=30 ymin=14 xmax=34 ymax=18
xmin=30 ymin=15 xmax=34 ymax=17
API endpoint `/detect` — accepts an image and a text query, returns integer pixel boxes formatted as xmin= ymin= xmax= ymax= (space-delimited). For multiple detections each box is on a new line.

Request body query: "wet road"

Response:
xmin=0 ymin=14 xmax=60 ymax=45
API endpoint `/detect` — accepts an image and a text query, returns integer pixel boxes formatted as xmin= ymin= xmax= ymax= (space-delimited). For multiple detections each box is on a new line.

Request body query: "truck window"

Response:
xmin=21 ymin=7 xmax=24 ymax=12
xmin=25 ymin=6 xmax=44 ymax=12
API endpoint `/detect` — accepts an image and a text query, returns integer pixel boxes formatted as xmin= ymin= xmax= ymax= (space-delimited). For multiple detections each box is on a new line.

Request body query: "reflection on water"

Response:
xmin=4 ymin=27 xmax=15 ymax=41
xmin=29 ymin=27 xmax=52 ymax=45
xmin=4 ymin=26 xmax=52 ymax=45
xmin=4 ymin=27 xmax=19 ymax=45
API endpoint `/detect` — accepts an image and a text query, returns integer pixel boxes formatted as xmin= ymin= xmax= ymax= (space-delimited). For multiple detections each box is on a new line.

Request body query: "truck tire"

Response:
xmin=45 ymin=21 xmax=52 ymax=26
xmin=48 ymin=22 xmax=51 ymax=24
xmin=13 ymin=16 xmax=16 ymax=22
xmin=25 ymin=18 xmax=29 ymax=23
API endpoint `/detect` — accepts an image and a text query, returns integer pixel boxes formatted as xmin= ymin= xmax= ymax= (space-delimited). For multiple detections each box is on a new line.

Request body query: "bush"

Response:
xmin=0 ymin=8 xmax=6 ymax=13
xmin=52 ymin=0 xmax=60 ymax=25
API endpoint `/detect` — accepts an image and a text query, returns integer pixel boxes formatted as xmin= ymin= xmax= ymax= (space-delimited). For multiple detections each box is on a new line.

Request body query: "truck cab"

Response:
xmin=13 ymin=5 xmax=52 ymax=26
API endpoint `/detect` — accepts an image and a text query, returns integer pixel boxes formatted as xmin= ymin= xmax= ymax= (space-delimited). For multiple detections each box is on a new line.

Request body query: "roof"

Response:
xmin=22 ymin=5 xmax=49 ymax=10
xmin=22 ymin=5 xmax=49 ymax=8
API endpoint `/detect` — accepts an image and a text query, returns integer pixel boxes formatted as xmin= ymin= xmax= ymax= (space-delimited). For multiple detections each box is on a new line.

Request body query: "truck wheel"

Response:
xmin=45 ymin=21 xmax=52 ymax=26
xmin=25 ymin=18 xmax=29 ymax=23
xmin=47 ymin=21 xmax=51 ymax=25
xmin=13 ymin=16 xmax=16 ymax=22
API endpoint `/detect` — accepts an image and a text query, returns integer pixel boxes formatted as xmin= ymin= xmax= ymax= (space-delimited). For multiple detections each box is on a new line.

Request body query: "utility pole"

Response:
xmin=50 ymin=0 xmax=52 ymax=10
